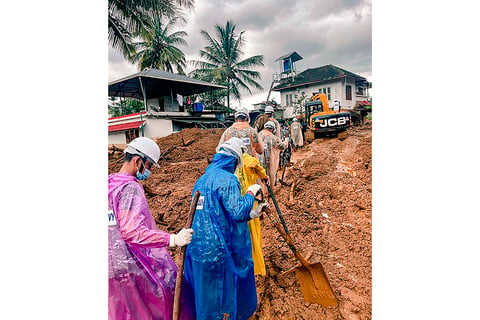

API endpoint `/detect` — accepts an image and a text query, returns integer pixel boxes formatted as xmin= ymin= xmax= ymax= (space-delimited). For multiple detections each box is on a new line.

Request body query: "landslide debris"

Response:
xmin=108 ymin=125 xmax=372 ymax=320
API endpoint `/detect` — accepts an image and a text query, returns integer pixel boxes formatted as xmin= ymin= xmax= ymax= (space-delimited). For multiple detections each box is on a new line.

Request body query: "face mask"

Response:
xmin=135 ymin=158 xmax=151 ymax=180
xmin=136 ymin=168 xmax=151 ymax=180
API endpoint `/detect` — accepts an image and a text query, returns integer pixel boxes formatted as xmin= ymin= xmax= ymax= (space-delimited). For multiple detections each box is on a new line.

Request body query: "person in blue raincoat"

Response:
xmin=184 ymin=137 xmax=267 ymax=320
xmin=108 ymin=137 xmax=195 ymax=320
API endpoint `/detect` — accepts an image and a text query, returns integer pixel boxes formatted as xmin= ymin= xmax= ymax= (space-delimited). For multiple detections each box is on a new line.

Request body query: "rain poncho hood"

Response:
xmin=217 ymin=122 xmax=263 ymax=158
xmin=184 ymin=153 xmax=257 ymax=320
xmin=108 ymin=173 xmax=192 ymax=320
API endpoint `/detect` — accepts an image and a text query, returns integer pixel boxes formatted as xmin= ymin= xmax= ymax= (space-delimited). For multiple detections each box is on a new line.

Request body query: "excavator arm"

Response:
xmin=311 ymin=93 xmax=330 ymax=113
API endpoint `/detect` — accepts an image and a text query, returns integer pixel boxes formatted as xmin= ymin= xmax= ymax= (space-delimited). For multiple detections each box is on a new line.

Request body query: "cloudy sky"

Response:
xmin=109 ymin=0 xmax=372 ymax=109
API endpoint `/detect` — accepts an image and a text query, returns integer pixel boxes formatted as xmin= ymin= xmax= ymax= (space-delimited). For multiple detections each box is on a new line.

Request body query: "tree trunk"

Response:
xmin=226 ymin=78 xmax=230 ymax=109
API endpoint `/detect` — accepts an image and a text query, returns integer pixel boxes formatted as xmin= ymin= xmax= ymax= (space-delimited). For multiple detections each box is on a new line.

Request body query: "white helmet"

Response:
xmin=234 ymin=108 xmax=250 ymax=122
xmin=264 ymin=120 xmax=276 ymax=132
xmin=217 ymin=137 xmax=246 ymax=168
xmin=265 ymin=106 xmax=274 ymax=113
xmin=124 ymin=137 xmax=161 ymax=168
xmin=292 ymin=118 xmax=298 ymax=122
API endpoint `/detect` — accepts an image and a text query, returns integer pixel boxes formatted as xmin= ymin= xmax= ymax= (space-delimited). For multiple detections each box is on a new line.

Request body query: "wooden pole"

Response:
xmin=138 ymin=76 xmax=147 ymax=137
xmin=172 ymin=191 xmax=201 ymax=320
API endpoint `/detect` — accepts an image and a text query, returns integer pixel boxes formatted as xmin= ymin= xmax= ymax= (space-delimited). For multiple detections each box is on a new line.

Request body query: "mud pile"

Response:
xmin=108 ymin=125 xmax=372 ymax=320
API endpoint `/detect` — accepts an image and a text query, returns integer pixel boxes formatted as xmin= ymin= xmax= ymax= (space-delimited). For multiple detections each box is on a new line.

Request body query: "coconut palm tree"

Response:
xmin=108 ymin=0 xmax=193 ymax=60
xmin=189 ymin=20 xmax=264 ymax=109
xmin=132 ymin=14 xmax=188 ymax=74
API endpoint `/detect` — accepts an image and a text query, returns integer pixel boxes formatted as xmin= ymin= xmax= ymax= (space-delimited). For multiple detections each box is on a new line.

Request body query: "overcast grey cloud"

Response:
xmin=108 ymin=0 xmax=372 ymax=108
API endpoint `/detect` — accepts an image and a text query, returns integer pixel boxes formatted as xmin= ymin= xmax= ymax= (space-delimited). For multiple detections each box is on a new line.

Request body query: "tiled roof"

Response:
xmin=272 ymin=64 xmax=366 ymax=91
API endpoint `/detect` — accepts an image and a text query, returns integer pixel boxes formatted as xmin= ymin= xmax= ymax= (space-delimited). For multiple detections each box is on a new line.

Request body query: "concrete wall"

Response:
xmin=146 ymin=98 xmax=162 ymax=111
xmin=283 ymin=106 xmax=296 ymax=119
xmin=146 ymin=96 xmax=180 ymax=112
xmin=144 ymin=118 xmax=174 ymax=138
xmin=164 ymin=96 xmax=180 ymax=112
xmin=109 ymin=131 xmax=127 ymax=144
xmin=108 ymin=113 xmax=174 ymax=144
xmin=278 ymin=78 xmax=365 ymax=111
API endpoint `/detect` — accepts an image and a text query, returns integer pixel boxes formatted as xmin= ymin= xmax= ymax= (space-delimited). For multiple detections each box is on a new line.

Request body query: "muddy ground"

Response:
xmin=108 ymin=124 xmax=372 ymax=320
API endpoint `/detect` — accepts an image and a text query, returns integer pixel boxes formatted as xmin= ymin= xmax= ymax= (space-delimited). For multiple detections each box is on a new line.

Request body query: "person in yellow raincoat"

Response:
xmin=236 ymin=153 xmax=270 ymax=276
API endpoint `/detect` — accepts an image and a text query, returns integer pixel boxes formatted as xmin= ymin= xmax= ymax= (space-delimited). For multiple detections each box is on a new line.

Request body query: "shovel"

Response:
xmin=264 ymin=185 xmax=338 ymax=307
xmin=172 ymin=191 xmax=201 ymax=320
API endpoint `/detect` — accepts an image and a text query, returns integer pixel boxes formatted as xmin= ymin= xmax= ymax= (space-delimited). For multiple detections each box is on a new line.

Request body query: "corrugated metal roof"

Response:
xmin=274 ymin=51 xmax=303 ymax=63
xmin=108 ymin=68 xmax=227 ymax=100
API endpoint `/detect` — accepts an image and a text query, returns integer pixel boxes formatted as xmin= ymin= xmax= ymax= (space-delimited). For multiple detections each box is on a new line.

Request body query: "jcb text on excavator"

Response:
xmin=304 ymin=93 xmax=351 ymax=142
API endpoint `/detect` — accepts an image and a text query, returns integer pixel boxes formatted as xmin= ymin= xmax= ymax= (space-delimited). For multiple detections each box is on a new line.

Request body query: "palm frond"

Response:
xmin=191 ymin=20 xmax=264 ymax=108
xmin=235 ymin=55 xmax=264 ymax=69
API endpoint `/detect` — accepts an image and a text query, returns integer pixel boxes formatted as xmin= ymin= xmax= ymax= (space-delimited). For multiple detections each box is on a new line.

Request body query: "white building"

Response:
xmin=270 ymin=52 xmax=371 ymax=116
xmin=108 ymin=68 xmax=227 ymax=144
xmin=108 ymin=110 xmax=228 ymax=145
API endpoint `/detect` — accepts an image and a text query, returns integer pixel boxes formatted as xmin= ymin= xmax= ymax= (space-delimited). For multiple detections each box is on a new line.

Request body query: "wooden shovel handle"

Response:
xmin=263 ymin=207 xmax=310 ymax=269
xmin=172 ymin=191 xmax=201 ymax=320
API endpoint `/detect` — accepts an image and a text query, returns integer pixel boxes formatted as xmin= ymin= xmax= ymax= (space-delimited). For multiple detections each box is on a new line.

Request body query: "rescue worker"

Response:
xmin=333 ymin=99 xmax=340 ymax=112
xmin=258 ymin=121 xmax=289 ymax=189
xmin=280 ymin=121 xmax=293 ymax=169
xmin=108 ymin=137 xmax=194 ymax=320
xmin=183 ymin=138 xmax=267 ymax=320
xmin=218 ymin=108 xmax=263 ymax=158
xmin=290 ymin=117 xmax=304 ymax=149
xmin=236 ymin=152 xmax=270 ymax=277
xmin=254 ymin=105 xmax=281 ymax=138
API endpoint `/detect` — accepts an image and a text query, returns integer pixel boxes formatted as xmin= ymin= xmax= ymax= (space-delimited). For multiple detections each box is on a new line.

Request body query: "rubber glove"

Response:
xmin=246 ymin=184 xmax=262 ymax=197
xmin=169 ymin=228 xmax=194 ymax=247
xmin=250 ymin=203 xmax=269 ymax=219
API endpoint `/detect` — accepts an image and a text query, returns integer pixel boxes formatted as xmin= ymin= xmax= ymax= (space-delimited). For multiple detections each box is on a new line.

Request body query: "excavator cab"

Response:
xmin=304 ymin=93 xmax=351 ymax=142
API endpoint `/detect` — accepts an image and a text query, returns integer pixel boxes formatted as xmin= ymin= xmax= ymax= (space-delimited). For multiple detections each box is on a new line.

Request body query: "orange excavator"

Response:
xmin=304 ymin=93 xmax=351 ymax=142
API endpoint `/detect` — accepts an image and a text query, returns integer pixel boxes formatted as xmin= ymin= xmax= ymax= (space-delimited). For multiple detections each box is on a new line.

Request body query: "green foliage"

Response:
xmin=108 ymin=98 xmax=144 ymax=117
xmin=188 ymin=20 xmax=264 ymax=109
xmin=108 ymin=0 xmax=194 ymax=60
xmin=292 ymin=88 xmax=308 ymax=116
xmin=132 ymin=14 xmax=188 ymax=74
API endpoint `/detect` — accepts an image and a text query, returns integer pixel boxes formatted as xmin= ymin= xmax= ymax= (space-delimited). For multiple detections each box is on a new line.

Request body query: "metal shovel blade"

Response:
xmin=294 ymin=263 xmax=338 ymax=307
xmin=262 ymin=207 xmax=338 ymax=307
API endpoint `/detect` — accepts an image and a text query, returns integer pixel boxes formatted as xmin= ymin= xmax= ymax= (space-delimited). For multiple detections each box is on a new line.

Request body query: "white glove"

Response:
xmin=169 ymin=228 xmax=194 ymax=247
xmin=284 ymin=137 xmax=289 ymax=143
xmin=250 ymin=203 xmax=269 ymax=219
xmin=246 ymin=184 xmax=262 ymax=197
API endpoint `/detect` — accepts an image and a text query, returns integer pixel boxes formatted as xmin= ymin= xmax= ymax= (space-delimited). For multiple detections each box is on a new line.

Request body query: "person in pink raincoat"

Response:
xmin=108 ymin=137 xmax=195 ymax=320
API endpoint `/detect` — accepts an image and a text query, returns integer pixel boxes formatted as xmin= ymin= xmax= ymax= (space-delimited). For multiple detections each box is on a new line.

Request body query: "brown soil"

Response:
xmin=108 ymin=124 xmax=372 ymax=320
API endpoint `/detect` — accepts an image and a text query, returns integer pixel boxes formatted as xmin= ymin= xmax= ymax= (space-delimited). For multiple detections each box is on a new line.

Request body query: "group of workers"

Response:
xmin=108 ymin=106 xmax=304 ymax=320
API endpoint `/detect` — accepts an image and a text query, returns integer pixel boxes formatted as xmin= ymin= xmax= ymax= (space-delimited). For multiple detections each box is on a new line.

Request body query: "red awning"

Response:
xmin=108 ymin=121 xmax=145 ymax=132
